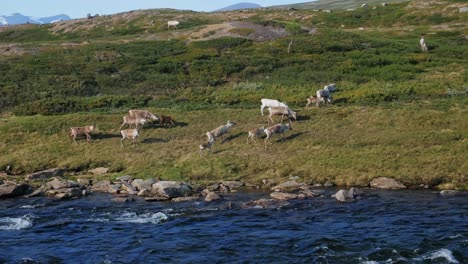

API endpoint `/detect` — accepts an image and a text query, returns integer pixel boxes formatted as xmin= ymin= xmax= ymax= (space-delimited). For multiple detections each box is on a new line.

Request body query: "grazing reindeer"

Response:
xmin=260 ymin=98 xmax=288 ymax=116
xmin=207 ymin=121 xmax=236 ymax=142
xmin=247 ymin=126 xmax=265 ymax=144
xmin=316 ymin=89 xmax=333 ymax=107
xmin=160 ymin=115 xmax=176 ymax=127
xmin=69 ymin=123 xmax=95 ymax=142
xmin=167 ymin=20 xmax=179 ymax=30
xmin=120 ymin=128 xmax=140 ymax=148
xmin=306 ymin=96 xmax=318 ymax=109
xmin=199 ymin=132 xmax=215 ymax=156
xmin=267 ymin=106 xmax=297 ymax=125
xmin=120 ymin=115 xmax=147 ymax=130
xmin=264 ymin=123 xmax=292 ymax=149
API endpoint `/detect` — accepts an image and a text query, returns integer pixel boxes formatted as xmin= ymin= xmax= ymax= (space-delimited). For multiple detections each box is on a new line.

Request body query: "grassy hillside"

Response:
xmin=274 ymin=0 xmax=408 ymax=10
xmin=0 ymin=0 xmax=466 ymax=188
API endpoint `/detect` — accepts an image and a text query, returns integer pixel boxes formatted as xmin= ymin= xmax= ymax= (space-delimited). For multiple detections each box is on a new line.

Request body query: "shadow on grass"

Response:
xmin=295 ymin=115 xmax=311 ymax=121
xmin=222 ymin=132 xmax=244 ymax=143
xmin=284 ymin=132 xmax=304 ymax=141
xmin=212 ymin=149 xmax=227 ymax=154
xmin=142 ymin=138 xmax=168 ymax=144
xmin=94 ymin=133 xmax=120 ymax=140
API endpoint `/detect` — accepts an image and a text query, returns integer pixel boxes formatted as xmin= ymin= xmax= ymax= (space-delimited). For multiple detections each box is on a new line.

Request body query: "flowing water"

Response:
xmin=0 ymin=190 xmax=466 ymax=263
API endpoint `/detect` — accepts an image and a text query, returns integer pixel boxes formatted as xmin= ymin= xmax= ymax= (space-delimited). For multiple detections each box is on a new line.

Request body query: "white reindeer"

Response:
xmin=267 ymin=106 xmax=297 ymax=125
xmin=69 ymin=124 xmax=95 ymax=142
xmin=120 ymin=115 xmax=147 ymax=130
xmin=199 ymin=132 xmax=215 ymax=156
xmin=167 ymin=20 xmax=179 ymax=30
xmin=120 ymin=128 xmax=140 ymax=148
xmin=260 ymin=99 xmax=288 ymax=116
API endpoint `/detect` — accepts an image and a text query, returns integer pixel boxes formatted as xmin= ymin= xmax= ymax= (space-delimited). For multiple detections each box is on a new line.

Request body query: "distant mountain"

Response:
xmin=0 ymin=13 xmax=71 ymax=26
xmin=214 ymin=2 xmax=262 ymax=12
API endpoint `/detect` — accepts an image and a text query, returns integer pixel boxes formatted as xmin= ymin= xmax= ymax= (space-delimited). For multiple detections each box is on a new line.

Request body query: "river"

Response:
xmin=0 ymin=189 xmax=467 ymax=263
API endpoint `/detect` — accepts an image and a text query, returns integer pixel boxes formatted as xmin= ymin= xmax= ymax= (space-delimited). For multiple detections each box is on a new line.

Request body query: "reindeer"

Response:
xmin=199 ymin=132 xmax=215 ymax=156
xmin=264 ymin=123 xmax=292 ymax=150
xmin=120 ymin=115 xmax=147 ymax=130
xmin=267 ymin=107 xmax=297 ymax=125
xmin=207 ymin=121 xmax=236 ymax=142
xmin=120 ymin=128 xmax=140 ymax=148
xmin=247 ymin=126 xmax=265 ymax=144
xmin=69 ymin=124 xmax=95 ymax=142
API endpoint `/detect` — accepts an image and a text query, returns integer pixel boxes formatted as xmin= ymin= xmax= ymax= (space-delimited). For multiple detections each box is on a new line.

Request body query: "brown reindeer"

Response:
xmin=69 ymin=124 xmax=96 ymax=142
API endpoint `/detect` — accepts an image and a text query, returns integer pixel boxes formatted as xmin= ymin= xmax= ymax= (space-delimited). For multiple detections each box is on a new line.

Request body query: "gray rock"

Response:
xmin=25 ymin=188 xmax=45 ymax=198
xmin=0 ymin=183 xmax=31 ymax=198
xmin=138 ymin=189 xmax=149 ymax=197
xmin=122 ymin=182 xmax=138 ymax=195
xmin=324 ymin=182 xmax=335 ymax=187
xmin=220 ymin=181 xmax=244 ymax=190
xmin=108 ymin=184 xmax=121 ymax=194
xmin=271 ymin=180 xmax=304 ymax=192
xmin=46 ymin=177 xmax=80 ymax=190
xmin=131 ymin=178 xmax=156 ymax=191
xmin=92 ymin=180 xmax=111 ymax=192
xmin=112 ymin=197 xmax=134 ymax=202
xmin=46 ymin=187 xmax=82 ymax=199
xmin=333 ymin=189 xmax=350 ymax=202
xmin=25 ymin=168 xmax=65 ymax=180
xmin=172 ymin=196 xmax=200 ymax=202
xmin=88 ymin=167 xmax=109 ymax=175
xmin=77 ymin=178 xmax=93 ymax=186
xmin=151 ymin=181 xmax=193 ymax=199
xmin=460 ymin=7 xmax=468 ymax=13
xmin=243 ymin=198 xmax=290 ymax=209
xmin=270 ymin=192 xmax=298 ymax=200
xmin=205 ymin=192 xmax=221 ymax=202
xmin=370 ymin=177 xmax=406 ymax=189
xmin=440 ymin=190 xmax=460 ymax=196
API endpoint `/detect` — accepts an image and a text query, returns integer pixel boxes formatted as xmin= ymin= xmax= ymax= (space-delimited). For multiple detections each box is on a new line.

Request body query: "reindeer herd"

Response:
xmin=69 ymin=84 xmax=338 ymax=153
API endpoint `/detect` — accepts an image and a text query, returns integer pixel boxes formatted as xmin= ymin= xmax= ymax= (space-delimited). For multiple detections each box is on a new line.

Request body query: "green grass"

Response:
xmin=1 ymin=98 xmax=466 ymax=189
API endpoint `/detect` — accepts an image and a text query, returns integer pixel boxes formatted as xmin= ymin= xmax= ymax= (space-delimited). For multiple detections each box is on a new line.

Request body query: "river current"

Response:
xmin=0 ymin=189 xmax=466 ymax=263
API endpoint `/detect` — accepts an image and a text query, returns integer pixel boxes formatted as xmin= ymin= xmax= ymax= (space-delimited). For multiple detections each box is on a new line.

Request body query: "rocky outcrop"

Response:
xmin=271 ymin=180 xmax=304 ymax=192
xmin=370 ymin=177 xmax=406 ymax=189
xmin=151 ymin=181 xmax=193 ymax=199
xmin=88 ymin=167 xmax=109 ymax=175
xmin=220 ymin=181 xmax=244 ymax=190
xmin=204 ymin=191 xmax=221 ymax=202
xmin=25 ymin=168 xmax=65 ymax=180
xmin=333 ymin=187 xmax=363 ymax=202
xmin=92 ymin=180 xmax=111 ymax=192
xmin=270 ymin=192 xmax=298 ymax=200
xmin=171 ymin=196 xmax=200 ymax=202
xmin=44 ymin=177 xmax=87 ymax=200
xmin=131 ymin=179 xmax=156 ymax=192
xmin=0 ymin=182 xmax=32 ymax=198
xmin=243 ymin=198 xmax=290 ymax=209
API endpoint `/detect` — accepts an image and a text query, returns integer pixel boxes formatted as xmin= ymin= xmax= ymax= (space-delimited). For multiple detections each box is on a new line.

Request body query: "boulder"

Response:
xmin=88 ymin=167 xmax=109 ymax=175
xmin=370 ymin=177 xmax=406 ymax=189
xmin=243 ymin=198 xmax=290 ymax=209
xmin=0 ymin=183 xmax=31 ymax=198
xmin=77 ymin=178 xmax=93 ymax=186
xmin=46 ymin=187 xmax=82 ymax=199
xmin=92 ymin=180 xmax=111 ymax=192
xmin=112 ymin=197 xmax=134 ymax=202
xmin=220 ymin=181 xmax=244 ymax=190
xmin=324 ymin=182 xmax=335 ymax=187
xmin=108 ymin=184 xmax=122 ymax=194
xmin=25 ymin=168 xmax=65 ymax=180
xmin=46 ymin=177 xmax=80 ymax=190
xmin=172 ymin=196 xmax=200 ymax=203
xmin=440 ymin=190 xmax=460 ymax=196
xmin=122 ymin=182 xmax=138 ymax=195
xmin=205 ymin=192 xmax=221 ymax=202
xmin=460 ymin=7 xmax=468 ymax=13
xmin=333 ymin=188 xmax=363 ymax=202
xmin=270 ymin=192 xmax=298 ymax=200
xmin=271 ymin=180 xmax=304 ymax=192
xmin=131 ymin=178 xmax=156 ymax=191
xmin=151 ymin=181 xmax=193 ymax=199
xmin=138 ymin=189 xmax=149 ymax=197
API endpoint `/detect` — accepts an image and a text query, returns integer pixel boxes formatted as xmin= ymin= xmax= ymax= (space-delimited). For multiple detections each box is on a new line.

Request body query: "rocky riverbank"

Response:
xmin=0 ymin=168 xmax=463 ymax=205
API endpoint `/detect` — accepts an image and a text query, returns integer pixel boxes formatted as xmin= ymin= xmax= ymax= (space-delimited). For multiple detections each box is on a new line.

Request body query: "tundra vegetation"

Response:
xmin=0 ymin=0 xmax=466 ymax=189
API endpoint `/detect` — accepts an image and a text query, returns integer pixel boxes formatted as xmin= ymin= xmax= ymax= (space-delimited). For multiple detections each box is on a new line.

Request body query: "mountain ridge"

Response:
xmin=0 ymin=13 xmax=71 ymax=26
xmin=214 ymin=2 xmax=262 ymax=12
